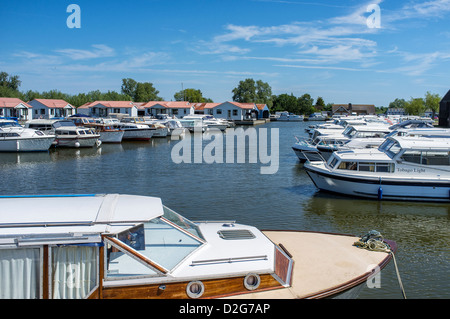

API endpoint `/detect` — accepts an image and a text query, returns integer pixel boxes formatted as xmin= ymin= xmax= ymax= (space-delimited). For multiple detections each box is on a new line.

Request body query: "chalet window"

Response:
xmin=0 ymin=248 xmax=41 ymax=299
xmin=216 ymin=109 xmax=222 ymax=115
xmin=233 ymin=110 xmax=238 ymax=116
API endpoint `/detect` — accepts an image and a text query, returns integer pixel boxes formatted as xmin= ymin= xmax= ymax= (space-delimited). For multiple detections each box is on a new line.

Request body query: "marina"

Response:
xmin=0 ymin=120 xmax=448 ymax=299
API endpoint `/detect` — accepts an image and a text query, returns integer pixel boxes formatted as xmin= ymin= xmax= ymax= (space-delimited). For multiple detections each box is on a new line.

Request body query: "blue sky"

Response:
xmin=1 ymin=0 xmax=449 ymax=107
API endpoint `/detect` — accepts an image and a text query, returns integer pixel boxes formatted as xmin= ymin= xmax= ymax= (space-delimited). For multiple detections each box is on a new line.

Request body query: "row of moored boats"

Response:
xmin=293 ymin=115 xmax=450 ymax=202
xmin=0 ymin=114 xmax=233 ymax=152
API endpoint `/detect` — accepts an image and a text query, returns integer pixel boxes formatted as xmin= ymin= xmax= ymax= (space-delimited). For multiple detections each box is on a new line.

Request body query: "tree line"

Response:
xmin=0 ymin=71 xmax=441 ymax=116
xmin=388 ymin=92 xmax=441 ymax=117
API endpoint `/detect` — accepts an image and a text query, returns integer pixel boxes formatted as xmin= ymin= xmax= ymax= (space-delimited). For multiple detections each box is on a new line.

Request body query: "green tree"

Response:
xmin=389 ymin=98 xmax=407 ymax=109
xmin=424 ymin=91 xmax=441 ymax=118
xmin=272 ymin=93 xmax=298 ymax=114
xmin=0 ymin=71 xmax=21 ymax=91
xmin=315 ymin=96 xmax=325 ymax=109
xmin=255 ymin=80 xmax=273 ymax=108
xmin=174 ymin=88 xmax=212 ymax=103
xmin=297 ymin=93 xmax=315 ymax=115
xmin=232 ymin=78 xmax=257 ymax=103
xmin=405 ymin=97 xmax=425 ymax=115
xmin=134 ymin=82 xmax=162 ymax=102
xmin=121 ymin=78 xmax=138 ymax=98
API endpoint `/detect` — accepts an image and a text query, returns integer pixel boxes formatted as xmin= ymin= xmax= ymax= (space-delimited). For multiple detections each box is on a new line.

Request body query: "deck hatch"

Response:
xmin=217 ymin=229 xmax=255 ymax=240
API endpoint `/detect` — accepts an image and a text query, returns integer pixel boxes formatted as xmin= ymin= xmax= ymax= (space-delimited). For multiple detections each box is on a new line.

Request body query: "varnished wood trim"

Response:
xmin=102 ymin=274 xmax=282 ymax=299
xmin=42 ymin=245 xmax=49 ymax=299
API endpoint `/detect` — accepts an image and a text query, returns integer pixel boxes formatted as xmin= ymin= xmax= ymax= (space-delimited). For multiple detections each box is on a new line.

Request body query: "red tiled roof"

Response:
xmin=192 ymin=103 xmax=220 ymax=110
xmin=78 ymin=100 xmax=136 ymax=109
xmin=256 ymin=104 xmax=267 ymax=110
xmin=219 ymin=101 xmax=256 ymax=109
xmin=0 ymin=97 xmax=32 ymax=108
xmin=31 ymin=99 xmax=73 ymax=108
xmin=142 ymin=101 xmax=191 ymax=109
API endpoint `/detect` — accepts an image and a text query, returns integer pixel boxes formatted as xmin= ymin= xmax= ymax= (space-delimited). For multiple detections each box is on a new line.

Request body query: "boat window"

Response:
xmin=338 ymin=161 xmax=357 ymax=170
xmin=400 ymin=150 xmax=421 ymax=164
xmin=51 ymin=245 xmax=98 ymax=299
xmin=401 ymin=150 xmax=450 ymax=166
xmin=376 ymin=163 xmax=395 ymax=172
xmin=358 ymin=162 xmax=376 ymax=172
xmin=0 ymin=248 xmax=41 ymax=299
xmin=384 ymin=140 xmax=402 ymax=158
xmin=162 ymin=206 xmax=204 ymax=241
xmin=328 ymin=156 xmax=339 ymax=169
xmin=105 ymin=214 xmax=204 ymax=280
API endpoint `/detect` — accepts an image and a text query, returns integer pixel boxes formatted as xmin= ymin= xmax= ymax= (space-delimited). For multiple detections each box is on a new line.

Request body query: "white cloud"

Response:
xmin=55 ymin=44 xmax=115 ymax=60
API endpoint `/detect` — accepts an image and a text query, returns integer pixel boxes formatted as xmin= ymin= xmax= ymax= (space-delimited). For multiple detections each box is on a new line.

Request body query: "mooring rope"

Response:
xmin=354 ymin=230 xmax=407 ymax=299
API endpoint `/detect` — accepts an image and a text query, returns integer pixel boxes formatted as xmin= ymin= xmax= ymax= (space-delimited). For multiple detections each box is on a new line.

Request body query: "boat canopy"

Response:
xmin=0 ymin=194 xmax=164 ymax=247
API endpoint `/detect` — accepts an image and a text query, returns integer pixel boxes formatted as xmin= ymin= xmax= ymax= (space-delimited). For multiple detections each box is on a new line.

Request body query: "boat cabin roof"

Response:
xmin=0 ymin=194 xmax=163 ymax=246
xmin=392 ymin=136 xmax=450 ymax=150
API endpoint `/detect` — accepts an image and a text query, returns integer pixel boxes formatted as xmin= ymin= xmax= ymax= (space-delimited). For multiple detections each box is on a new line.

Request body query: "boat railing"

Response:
xmin=302 ymin=150 xmax=328 ymax=163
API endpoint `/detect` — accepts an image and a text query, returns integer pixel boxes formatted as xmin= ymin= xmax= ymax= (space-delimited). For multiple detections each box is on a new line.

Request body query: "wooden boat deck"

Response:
xmin=225 ymin=231 xmax=393 ymax=299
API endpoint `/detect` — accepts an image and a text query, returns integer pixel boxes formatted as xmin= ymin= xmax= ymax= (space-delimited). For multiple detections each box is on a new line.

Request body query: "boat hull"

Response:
xmin=122 ymin=129 xmax=153 ymax=141
xmin=99 ymin=130 xmax=124 ymax=143
xmin=0 ymin=136 xmax=55 ymax=152
xmin=305 ymin=164 xmax=450 ymax=202
xmin=55 ymin=136 xmax=100 ymax=148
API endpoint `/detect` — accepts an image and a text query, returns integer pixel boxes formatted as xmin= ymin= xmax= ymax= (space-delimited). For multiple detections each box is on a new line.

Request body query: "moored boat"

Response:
xmin=0 ymin=193 xmax=397 ymax=299
xmin=0 ymin=119 xmax=55 ymax=152
xmin=304 ymin=136 xmax=450 ymax=202
xmin=25 ymin=119 xmax=100 ymax=148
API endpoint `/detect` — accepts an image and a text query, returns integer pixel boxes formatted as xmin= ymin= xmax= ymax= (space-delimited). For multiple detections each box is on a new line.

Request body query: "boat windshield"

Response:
xmin=105 ymin=208 xmax=204 ymax=279
xmin=379 ymin=139 xmax=402 ymax=158
xmin=0 ymin=121 xmax=21 ymax=128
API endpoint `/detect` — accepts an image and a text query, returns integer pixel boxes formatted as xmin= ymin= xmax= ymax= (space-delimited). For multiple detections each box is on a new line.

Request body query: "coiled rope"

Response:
xmin=354 ymin=230 xmax=407 ymax=299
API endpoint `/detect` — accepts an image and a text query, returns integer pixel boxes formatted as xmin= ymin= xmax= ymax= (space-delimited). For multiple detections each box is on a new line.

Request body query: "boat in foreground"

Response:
xmin=304 ymin=136 xmax=450 ymax=202
xmin=0 ymin=194 xmax=396 ymax=299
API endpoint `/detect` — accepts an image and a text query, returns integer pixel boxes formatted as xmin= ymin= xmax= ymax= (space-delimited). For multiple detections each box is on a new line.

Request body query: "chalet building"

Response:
xmin=192 ymin=103 xmax=220 ymax=115
xmin=256 ymin=104 xmax=270 ymax=119
xmin=77 ymin=101 xmax=138 ymax=117
xmin=0 ymin=97 xmax=33 ymax=120
xmin=439 ymin=89 xmax=450 ymax=127
xmin=207 ymin=102 xmax=258 ymax=121
xmin=27 ymin=99 xmax=75 ymax=119
xmin=332 ymin=103 xmax=376 ymax=116
xmin=141 ymin=101 xmax=194 ymax=118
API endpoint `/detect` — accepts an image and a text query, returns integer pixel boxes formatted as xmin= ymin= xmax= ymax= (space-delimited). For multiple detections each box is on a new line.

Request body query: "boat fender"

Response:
xmin=377 ymin=186 xmax=383 ymax=200
xmin=74 ymin=141 xmax=80 ymax=148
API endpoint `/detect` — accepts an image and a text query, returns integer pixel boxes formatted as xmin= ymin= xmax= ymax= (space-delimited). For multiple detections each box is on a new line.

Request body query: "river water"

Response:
xmin=0 ymin=121 xmax=448 ymax=299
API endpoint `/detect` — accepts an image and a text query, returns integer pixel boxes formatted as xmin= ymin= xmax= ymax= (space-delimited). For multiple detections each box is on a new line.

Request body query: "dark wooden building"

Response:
xmin=439 ymin=89 xmax=450 ymax=127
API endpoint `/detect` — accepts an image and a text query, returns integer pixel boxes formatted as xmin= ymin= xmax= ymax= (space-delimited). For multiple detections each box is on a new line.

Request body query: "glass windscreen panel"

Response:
xmin=106 ymin=215 xmax=204 ymax=279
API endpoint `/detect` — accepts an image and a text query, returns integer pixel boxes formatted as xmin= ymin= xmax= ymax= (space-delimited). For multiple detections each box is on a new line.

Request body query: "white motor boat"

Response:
xmin=25 ymin=119 xmax=100 ymax=148
xmin=71 ymin=117 xmax=124 ymax=143
xmin=52 ymin=121 xmax=101 ymax=148
xmin=183 ymin=114 xmax=229 ymax=131
xmin=294 ymin=125 xmax=392 ymax=162
xmin=0 ymin=193 xmax=397 ymax=299
xmin=307 ymin=113 xmax=327 ymax=121
xmin=0 ymin=119 xmax=55 ymax=152
xmin=304 ymin=136 xmax=450 ymax=202
xmin=117 ymin=117 xmax=154 ymax=141
xmin=276 ymin=111 xmax=304 ymax=122
xmin=292 ymin=134 xmax=349 ymax=162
